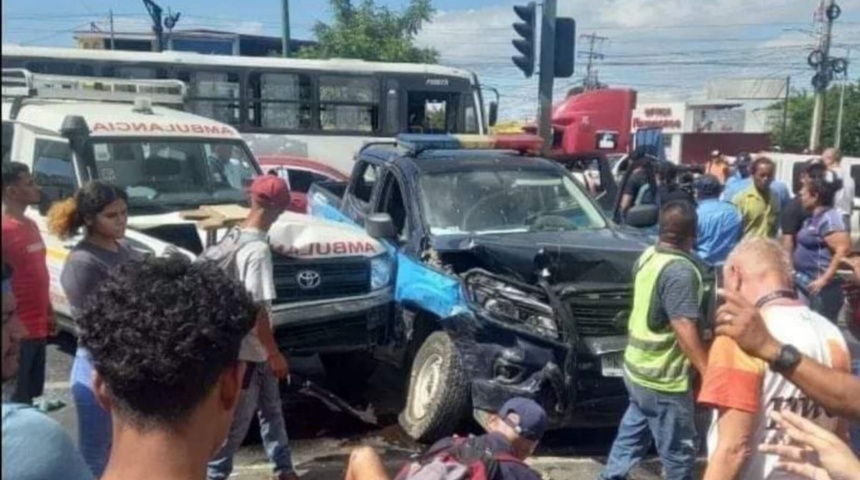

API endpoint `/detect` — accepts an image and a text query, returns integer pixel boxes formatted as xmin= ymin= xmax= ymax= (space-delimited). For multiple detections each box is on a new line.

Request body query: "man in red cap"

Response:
xmin=208 ymin=175 xmax=298 ymax=480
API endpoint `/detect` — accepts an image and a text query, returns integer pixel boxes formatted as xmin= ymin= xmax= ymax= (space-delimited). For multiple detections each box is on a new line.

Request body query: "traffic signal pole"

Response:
xmin=809 ymin=0 xmax=836 ymax=152
xmin=537 ymin=0 xmax=557 ymax=152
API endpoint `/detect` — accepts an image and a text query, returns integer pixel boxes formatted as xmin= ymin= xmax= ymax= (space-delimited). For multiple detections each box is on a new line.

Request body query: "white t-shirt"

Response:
xmin=700 ymin=305 xmax=851 ymax=480
xmin=829 ymin=166 xmax=855 ymax=219
xmin=235 ymin=228 xmax=276 ymax=360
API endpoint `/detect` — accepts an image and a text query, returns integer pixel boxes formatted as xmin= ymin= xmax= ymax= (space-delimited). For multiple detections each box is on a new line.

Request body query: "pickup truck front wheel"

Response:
xmin=399 ymin=331 xmax=470 ymax=442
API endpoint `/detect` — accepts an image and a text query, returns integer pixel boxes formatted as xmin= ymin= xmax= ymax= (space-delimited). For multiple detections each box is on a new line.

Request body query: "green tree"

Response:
xmin=298 ymin=0 xmax=439 ymax=63
xmin=771 ymin=79 xmax=860 ymax=156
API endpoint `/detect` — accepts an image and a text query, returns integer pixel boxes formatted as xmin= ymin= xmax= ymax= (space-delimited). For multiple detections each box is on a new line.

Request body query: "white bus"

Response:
xmin=2 ymin=45 xmax=497 ymax=174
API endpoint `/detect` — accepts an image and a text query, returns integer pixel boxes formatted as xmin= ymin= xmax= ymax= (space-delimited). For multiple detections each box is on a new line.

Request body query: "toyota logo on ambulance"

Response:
xmin=296 ymin=270 xmax=321 ymax=290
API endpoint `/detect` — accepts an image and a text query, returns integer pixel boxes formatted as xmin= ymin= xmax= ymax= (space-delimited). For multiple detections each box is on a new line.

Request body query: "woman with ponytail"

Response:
xmin=48 ymin=181 xmax=139 ymax=478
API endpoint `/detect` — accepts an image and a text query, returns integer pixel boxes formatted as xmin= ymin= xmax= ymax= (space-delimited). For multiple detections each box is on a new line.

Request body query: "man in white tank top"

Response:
xmin=698 ymin=238 xmax=851 ymax=480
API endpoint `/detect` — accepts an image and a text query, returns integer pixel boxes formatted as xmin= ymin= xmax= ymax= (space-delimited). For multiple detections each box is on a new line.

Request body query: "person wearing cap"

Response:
xmin=73 ymin=255 xmax=257 ymax=480
xmin=601 ymin=200 xmax=708 ymax=480
xmin=344 ymin=397 xmax=548 ymax=480
xmin=693 ymin=174 xmax=743 ymax=266
xmin=208 ymin=175 xmax=298 ymax=480
xmin=780 ymin=159 xmax=826 ymax=255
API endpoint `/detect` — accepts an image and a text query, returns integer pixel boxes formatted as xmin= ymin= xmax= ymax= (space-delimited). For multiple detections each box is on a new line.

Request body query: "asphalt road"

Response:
xmin=35 ymin=326 xmax=860 ymax=480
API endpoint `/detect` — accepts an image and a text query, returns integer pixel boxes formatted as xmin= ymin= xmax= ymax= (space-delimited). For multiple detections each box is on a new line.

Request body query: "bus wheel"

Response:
xmin=399 ymin=332 xmax=469 ymax=442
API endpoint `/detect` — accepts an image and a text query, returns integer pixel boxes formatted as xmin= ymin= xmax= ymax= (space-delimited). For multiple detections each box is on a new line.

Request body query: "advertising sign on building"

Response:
xmin=631 ymin=103 xmax=685 ymax=134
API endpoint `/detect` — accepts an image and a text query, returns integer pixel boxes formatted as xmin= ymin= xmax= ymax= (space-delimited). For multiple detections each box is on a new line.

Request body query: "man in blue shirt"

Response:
xmin=695 ymin=175 xmax=743 ymax=265
xmin=2 ymin=262 xmax=94 ymax=480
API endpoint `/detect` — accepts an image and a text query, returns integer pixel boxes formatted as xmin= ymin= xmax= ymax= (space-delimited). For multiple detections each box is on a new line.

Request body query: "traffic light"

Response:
xmin=554 ymin=17 xmax=576 ymax=78
xmin=512 ymin=2 xmax=537 ymax=78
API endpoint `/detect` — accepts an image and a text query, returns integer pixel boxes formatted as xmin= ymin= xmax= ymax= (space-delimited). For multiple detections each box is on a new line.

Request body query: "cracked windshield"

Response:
xmin=420 ymin=169 xmax=606 ymax=234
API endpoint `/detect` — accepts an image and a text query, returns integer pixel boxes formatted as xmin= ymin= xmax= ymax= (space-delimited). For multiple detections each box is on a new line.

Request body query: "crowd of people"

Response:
xmin=1 ymin=144 xmax=859 ymax=480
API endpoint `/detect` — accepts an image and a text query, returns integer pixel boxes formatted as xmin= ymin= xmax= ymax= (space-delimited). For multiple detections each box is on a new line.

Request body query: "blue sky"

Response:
xmin=4 ymin=0 xmax=859 ymax=119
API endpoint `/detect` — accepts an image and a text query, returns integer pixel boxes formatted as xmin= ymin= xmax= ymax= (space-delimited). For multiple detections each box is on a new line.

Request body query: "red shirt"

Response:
xmin=2 ymin=214 xmax=51 ymax=339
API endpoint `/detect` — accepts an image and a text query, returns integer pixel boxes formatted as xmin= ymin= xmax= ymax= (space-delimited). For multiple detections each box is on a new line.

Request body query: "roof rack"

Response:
xmin=1 ymin=68 xmax=186 ymax=105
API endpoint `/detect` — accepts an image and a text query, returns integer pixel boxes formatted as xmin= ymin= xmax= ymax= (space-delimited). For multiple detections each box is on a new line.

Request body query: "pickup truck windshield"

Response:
xmin=419 ymin=169 xmax=607 ymax=234
xmin=89 ymin=139 xmax=257 ymax=212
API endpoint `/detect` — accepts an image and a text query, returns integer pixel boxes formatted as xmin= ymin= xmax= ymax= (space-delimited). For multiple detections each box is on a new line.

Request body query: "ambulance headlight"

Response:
xmin=370 ymin=255 xmax=393 ymax=290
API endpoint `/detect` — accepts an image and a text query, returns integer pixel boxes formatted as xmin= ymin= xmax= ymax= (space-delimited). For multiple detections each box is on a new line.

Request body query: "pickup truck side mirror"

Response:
xmin=488 ymin=102 xmax=499 ymax=127
xmin=366 ymin=213 xmax=397 ymax=240
xmin=625 ymin=204 xmax=659 ymax=228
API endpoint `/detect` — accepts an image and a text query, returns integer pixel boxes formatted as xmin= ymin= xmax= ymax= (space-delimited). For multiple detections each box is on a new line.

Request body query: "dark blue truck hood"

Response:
xmin=431 ymin=228 xmax=651 ymax=285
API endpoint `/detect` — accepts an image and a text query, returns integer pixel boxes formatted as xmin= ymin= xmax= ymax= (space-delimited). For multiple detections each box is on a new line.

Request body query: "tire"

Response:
xmin=399 ymin=331 xmax=470 ymax=443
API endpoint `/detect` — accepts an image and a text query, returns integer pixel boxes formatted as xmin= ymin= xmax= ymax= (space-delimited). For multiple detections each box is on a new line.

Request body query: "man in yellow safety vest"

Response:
xmin=600 ymin=200 xmax=710 ymax=480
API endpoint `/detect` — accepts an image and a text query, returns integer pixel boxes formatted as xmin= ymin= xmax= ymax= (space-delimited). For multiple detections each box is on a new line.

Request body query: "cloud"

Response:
xmin=416 ymin=0 xmax=860 ymax=120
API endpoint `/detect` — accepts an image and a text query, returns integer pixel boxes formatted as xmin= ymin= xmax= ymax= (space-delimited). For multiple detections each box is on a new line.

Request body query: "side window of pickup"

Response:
xmin=351 ymin=161 xmax=378 ymax=206
xmin=378 ymin=173 xmax=408 ymax=239
xmin=33 ymin=138 xmax=77 ymax=197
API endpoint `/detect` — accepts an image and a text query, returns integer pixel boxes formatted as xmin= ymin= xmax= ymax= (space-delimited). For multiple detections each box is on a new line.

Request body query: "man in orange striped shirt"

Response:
xmin=699 ymin=238 xmax=851 ymax=480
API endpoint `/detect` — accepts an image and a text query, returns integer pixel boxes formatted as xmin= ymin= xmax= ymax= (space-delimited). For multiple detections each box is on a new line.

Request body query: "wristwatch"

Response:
xmin=771 ymin=344 xmax=802 ymax=373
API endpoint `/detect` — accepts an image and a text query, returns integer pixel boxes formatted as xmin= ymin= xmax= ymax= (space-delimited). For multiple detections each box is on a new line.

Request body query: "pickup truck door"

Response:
xmin=373 ymin=170 xmax=466 ymax=319
xmin=342 ymin=160 xmax=381 ymax=225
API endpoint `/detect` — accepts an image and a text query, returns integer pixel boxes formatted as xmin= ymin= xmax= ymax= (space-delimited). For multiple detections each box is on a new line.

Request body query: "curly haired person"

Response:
xmin=76 ymin=255 xmax=257 ymax=480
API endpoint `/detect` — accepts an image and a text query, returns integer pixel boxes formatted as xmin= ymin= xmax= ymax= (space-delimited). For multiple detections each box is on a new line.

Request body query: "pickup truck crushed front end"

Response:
xmin=428 ymin=229 xmax=649 ymax=426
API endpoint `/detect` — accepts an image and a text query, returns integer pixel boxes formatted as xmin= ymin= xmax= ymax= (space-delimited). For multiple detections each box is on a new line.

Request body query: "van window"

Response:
xmin=32 ymin=139 xmax=75 ymax=191
xmin=287 ymin=169 xmax=329 ymax=193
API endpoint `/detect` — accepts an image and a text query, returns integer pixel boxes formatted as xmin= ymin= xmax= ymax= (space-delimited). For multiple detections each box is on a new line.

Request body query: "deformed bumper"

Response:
xmin=271 ymin=287 xmax=394 ymax=354
xmin=461 ymin=315 xmax=627 ymax=427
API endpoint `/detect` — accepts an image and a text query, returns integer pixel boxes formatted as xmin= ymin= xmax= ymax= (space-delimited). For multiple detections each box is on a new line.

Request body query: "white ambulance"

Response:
xmin=2 ymin=69 xmax=394 ymax=354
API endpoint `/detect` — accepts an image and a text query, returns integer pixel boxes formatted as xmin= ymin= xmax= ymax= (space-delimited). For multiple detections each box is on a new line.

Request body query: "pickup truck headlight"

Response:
xmin=466 ymin=272 xmax=559 ymax=339
xmin=370 ymin=254 xmax=393 ymax=290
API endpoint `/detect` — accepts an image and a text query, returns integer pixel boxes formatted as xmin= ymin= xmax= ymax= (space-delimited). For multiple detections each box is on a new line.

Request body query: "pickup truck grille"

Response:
xmin=565 ymin=289 xmax=631 ymax=337
xmin=271 ymin=254 xmax=370 ymax=304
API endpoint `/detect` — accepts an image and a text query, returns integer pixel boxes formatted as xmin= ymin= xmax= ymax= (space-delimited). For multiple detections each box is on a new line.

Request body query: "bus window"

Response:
xmin=407 ymin=92 xmax=459 ymax=134
xmin=319 ymin=76 xmax=379 ymax=133
xmin=181 ymin=71 xmax=241 ymax=126
xmin=25 ymin=61 xmax=94 ymax=76
xmin=249 ymin=72 xmax=313 ymax=130
xmin=104 ymin=66 xmax=161 ymax=79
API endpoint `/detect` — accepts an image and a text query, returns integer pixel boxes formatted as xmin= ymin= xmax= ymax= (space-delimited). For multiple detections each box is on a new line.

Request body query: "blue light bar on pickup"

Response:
xmin=397 ymin=134 xmax=543 ymax=154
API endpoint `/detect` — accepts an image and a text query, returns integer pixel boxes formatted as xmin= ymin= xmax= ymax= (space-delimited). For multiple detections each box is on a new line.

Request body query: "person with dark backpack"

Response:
xmin=344 ymin=398 xmax=547 ymax=480
xmin=201 ymin=175 xmax=300 ymax=480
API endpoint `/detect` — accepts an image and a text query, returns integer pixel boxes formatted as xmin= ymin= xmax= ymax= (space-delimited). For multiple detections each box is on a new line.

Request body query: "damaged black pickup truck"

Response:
xmin=309 ymin=135 xmax=656 ymax=442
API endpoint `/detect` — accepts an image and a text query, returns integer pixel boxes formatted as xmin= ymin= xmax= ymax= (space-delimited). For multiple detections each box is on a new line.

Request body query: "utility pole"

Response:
xmin=142 ymin=0 xmax=164 ymax=52
xmin=809 ymin=0 xmax=837 ymax=152
xmin=109 ymin=10 xmax=116 ymax=50
xmin=781 ymin=76 xmax=791 ymax=148
xmin=282 ymin=0 xmax=291 ymax=58
xmin=835 ymin=48 xmax=850 ymax=149
xmin=537 ymin=0 xmax=557 ymax=151
xmin=578 ymin=32 xmax=607 ymax=91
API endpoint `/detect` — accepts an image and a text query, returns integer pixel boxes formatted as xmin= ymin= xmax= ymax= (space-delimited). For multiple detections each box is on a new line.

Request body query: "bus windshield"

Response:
xmin=89 ymin=139 xmax=258 ymax=212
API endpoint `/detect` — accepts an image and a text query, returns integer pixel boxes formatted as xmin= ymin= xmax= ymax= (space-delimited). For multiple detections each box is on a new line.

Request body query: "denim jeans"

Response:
xmin=70 ymin=347 xmax=112 ymax=479
xmin=207 ymin=362 xmax=294 ymax=480
xmin=599 ymin=377 xmax=697 ymax=480
xmin=796 ymin=271 xmax=844 ymax=324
